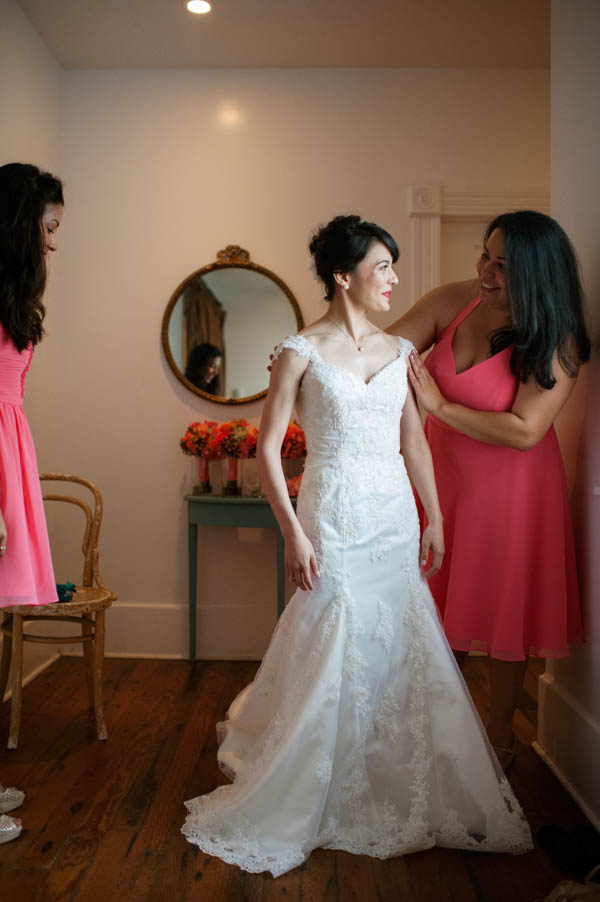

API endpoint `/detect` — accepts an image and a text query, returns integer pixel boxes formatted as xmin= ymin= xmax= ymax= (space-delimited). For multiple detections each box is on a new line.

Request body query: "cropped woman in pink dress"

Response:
xmin=389 ymin=211 xmax=590 ymax=769
xmin=0 ymin=161 xmax=64 ymax=843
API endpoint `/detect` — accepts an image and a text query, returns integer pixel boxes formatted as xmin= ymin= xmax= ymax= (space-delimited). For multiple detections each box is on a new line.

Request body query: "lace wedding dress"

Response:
xmin=182 ymin=334 xmax=533 ymax=877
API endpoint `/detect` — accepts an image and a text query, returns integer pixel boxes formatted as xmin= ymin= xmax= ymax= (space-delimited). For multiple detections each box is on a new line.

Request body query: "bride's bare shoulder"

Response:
xmin=299 ymin=317 xmax=329 ymax=339
xmin=372 ymin=328 xmax=402 ymax=352
xmin=297 ymin=317 xmax=334 ymax=352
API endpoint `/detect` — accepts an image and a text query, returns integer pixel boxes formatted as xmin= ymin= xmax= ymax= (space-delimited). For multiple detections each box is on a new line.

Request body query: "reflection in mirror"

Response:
xmin=162 ymin=247 xmax=303 ymax=404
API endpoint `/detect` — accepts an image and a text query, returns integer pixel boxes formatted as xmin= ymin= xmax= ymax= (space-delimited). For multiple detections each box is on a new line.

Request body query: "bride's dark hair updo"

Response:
xmin=309 ymin=214 xmax=399 ymax=301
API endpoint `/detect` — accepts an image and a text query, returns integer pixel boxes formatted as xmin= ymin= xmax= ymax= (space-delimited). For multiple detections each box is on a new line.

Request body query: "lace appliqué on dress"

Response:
xmin=182 ymin=331 xmax=533 ymax=876
xmin=374 ymin=600 xmax=393 ymax=653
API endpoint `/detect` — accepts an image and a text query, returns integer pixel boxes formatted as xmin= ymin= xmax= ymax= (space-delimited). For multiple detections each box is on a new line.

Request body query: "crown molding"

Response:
xmin=407 ymin=184 xmax=550 ymax=303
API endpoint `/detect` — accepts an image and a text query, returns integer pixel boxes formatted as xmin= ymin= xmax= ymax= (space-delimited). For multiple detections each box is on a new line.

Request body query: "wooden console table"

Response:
xmin=185 ymin=495 xmax=294 ymax=661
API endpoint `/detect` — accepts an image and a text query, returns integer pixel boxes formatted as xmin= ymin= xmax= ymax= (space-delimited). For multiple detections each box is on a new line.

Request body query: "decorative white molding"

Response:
xmin=443 ymin=188 xmax=551 ymax=221
xmin=408 ymin=185 xmax=442 ymax=303
xmin=535 ymin=671 xmax=600 ymax=828
xmin=408 ymin=184 xmax=442 ymax=217
xmin=407 ymin=184 xmax=551 ymax=304
xmin=533 ymin=741 xmax=600 ymax=832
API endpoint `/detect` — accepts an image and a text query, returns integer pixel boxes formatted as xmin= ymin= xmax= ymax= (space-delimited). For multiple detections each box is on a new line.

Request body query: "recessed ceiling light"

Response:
xmin=187 ymin=1 xmax=211 ymax=14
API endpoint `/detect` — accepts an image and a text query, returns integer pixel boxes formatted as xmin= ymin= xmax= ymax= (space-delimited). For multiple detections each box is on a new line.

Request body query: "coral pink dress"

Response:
xmin=0 ymin=324 xmax=56 ymax=606
xmin=423 ymin=297 xmax=583 ymax=661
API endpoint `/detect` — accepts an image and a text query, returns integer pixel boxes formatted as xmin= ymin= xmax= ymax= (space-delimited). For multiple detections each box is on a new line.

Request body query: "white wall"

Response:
xmin=0 ymin=0 xmax=64 ymax=689
xmin=0 ymin=0 xmax=61 ymax=168
xmin=535 ymin=0 xmax=600 ymax=828
xmin=20 ymin=64 xmax=549 ymax=661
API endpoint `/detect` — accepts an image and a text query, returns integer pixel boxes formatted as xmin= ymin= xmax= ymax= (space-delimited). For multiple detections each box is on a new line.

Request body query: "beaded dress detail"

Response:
xmin=182 ymin=334 xmax=532 ymax=876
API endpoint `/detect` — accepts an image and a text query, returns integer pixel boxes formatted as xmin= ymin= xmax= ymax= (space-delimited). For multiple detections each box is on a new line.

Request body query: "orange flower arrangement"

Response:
xmin=207 ymin=419 xmax=258 ymax=459
xmin=180 ymin=420 xmax=220 ymax=458
xmin=180 ymin=420 xmax=222 ymax=493
xmin=281 ymin=421 xmax=306 ymax=459
xmin=181 ymin=419 xmax=301 ymax=496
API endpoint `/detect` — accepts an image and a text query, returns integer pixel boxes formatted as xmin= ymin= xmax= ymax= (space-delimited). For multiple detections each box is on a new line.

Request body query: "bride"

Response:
xmin=182 ymin=214 xmax=533 ymax=877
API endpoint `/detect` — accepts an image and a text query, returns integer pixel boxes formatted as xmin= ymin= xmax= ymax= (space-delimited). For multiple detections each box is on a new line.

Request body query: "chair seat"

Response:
xmin=2 ymin=587 xmax=115 ymax=617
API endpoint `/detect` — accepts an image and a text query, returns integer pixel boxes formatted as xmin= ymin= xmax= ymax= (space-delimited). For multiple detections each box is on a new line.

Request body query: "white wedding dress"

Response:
xmin=182 ymin=334 xmax=533 ymax=877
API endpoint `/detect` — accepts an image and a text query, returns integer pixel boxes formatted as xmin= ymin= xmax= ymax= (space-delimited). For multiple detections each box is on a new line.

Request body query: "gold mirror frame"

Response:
xmin=161 ymin=245 xmax=304 ymax=405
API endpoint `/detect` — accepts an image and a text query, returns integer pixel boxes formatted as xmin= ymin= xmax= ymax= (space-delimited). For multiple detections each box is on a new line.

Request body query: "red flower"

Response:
xmin=179 ymin=420 xmax=220 ymax=458
xmin=207 ymin=419 xmax=258 ymax=459
xmin=281 ymin=421 xmax=306 ymax=459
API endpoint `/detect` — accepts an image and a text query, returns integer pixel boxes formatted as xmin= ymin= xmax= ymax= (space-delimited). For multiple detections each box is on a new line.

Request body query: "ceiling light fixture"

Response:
xmin=187 ymin=1 xmax=211 ymax=13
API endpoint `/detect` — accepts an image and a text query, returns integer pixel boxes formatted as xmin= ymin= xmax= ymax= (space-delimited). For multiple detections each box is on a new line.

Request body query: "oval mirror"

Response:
xmin=161 ymin=246 xmax=304 ymax=404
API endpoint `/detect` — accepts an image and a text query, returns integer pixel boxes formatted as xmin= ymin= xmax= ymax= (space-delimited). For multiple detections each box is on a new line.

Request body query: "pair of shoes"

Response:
xmin=491 ymin=734 xmax=521 ymax=772
xmin=0 ymin=813 xmax=22 ymax=844
xmin=0 ymin=786 xmax=25 ymax=813
xmin=56 ymin=582 xmax=76 ymax=602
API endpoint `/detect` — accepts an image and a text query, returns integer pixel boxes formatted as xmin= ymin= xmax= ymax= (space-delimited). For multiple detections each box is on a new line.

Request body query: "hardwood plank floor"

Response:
xmin=0 ymin=655 xmax=594 ymax=902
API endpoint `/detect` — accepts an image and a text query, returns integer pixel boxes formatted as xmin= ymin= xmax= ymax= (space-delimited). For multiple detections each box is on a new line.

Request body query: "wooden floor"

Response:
xmin=0 ymin=655 xmax=593 ymax=902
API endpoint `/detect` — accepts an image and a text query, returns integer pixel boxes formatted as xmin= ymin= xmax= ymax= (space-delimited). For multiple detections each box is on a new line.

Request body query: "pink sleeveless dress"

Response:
xmin=0 ymin=324 xmax=57 ymax=606
xmin=423 ymin=297 xmax=583 ymax=660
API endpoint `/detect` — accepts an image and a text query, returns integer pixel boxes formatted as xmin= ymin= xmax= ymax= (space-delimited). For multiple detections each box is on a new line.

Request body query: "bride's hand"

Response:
xmin=420 ymin=520 xmax=444 ymax=579
xmin=285 ymin=531 xmax=320 ymax=591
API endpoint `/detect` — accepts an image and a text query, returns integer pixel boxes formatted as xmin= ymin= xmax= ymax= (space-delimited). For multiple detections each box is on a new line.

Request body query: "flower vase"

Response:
xmin=282 ymin=457 xmax=305 ymax=479
xmin=282 ymin=457 xmax=305 ymax=497
xmin=193 ymin=457 xmax=212 ymax=495
xmin=223 ymin=457 xmax=241 ymax=495
xmin=241 ymin=458 xmax=261 ymax=496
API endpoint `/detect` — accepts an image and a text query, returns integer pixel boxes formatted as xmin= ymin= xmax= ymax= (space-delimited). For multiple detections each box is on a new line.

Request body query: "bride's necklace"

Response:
xmin=325 ymin=315 xmax=370 ymax=352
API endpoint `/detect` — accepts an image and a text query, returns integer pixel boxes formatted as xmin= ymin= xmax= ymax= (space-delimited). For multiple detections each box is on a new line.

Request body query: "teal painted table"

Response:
xmin=185 ymin=494 xmax=294 ymax=661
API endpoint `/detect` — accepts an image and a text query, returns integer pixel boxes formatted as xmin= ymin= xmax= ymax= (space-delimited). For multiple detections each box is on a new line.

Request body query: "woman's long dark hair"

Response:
xmin=486 ymin=211 xmax=590 ymax=389
xmin=0 ymin=162 xmax=64 ymax=351
xmin=184 ymin=342 xmax=223 ymax=394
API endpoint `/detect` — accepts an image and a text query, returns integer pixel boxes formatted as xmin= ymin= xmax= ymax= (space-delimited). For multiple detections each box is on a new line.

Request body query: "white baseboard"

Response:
xmin=61 ymin=650 xmax=257 ymax=661
xmin=60 ymin=650 xmax=186 ymax=660
xmin=533 ymin=741 xmax=600 ymax=831
xmin=536 ymin=671 xmax=600 ymax=828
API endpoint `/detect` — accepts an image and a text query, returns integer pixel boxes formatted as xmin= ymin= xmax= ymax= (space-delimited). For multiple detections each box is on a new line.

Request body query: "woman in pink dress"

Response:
xmin=0 ymin=161 xmax=64 ymax=843
xmin=389 ymin=210 xmax=590 ymax=769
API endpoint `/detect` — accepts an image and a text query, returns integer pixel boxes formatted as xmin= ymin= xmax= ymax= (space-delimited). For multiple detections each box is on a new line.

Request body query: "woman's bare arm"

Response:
xmin=387 ymin=279 xmax=477 ymax=352
xmin=408 ymin=349 xmax=578 ymax=451
xmin=400 ymin=383 xmax=444 ymax=577
xmin=257 ymin=349 xmax=319 ymax=590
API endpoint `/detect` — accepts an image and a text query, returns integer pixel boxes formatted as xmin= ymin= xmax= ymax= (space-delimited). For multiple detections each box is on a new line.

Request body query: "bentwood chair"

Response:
xmin=0 ymin=474 xmax=117 ymax=749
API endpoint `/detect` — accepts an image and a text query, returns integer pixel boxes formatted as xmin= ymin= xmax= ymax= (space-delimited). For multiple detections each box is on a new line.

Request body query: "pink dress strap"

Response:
xmin=436 ymin=296 xmax=481 ymax=344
